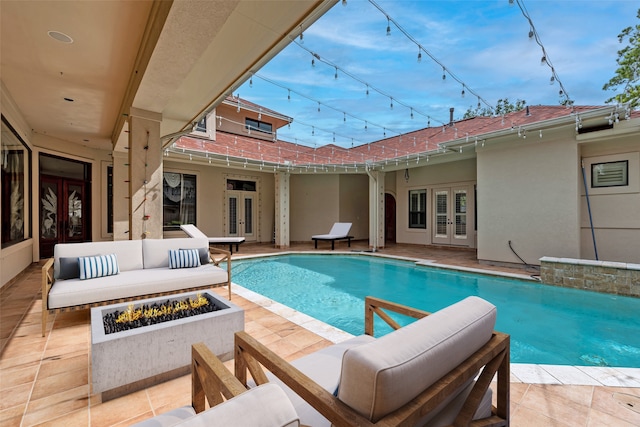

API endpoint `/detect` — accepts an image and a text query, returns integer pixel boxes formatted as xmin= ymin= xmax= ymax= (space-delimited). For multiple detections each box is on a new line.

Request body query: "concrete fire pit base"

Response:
xmin=90 ymin=290 xmax=243 ymax=400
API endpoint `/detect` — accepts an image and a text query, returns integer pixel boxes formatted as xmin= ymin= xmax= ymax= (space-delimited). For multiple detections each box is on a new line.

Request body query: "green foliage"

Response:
xmin=603 ymin=9 xmax=640 ymax=109
xmin=463 ymin=98 xmax=526 ymax=119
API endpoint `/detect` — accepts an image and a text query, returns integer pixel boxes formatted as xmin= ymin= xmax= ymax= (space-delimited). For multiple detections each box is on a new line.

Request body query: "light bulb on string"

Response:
xmin=386 ymin=17 xmax=391 ymax=36
xmin=390 ymin=97 xmax=394 ymax=109
xmin=540 ymin=55 xmax=546 ymax=66
xmin=249 ymin=76 xmax=253 ymax=87
xmin=461 ymin=85 xmax=465 ymax=98
xmin=417 ymin=49 xmax=422 ymax=63
xmin=334 ymin=67 xmax=338 ymax=79
xmin=365 ymin=85 xmax=369 ymax=96
xmin=410 ymin=108 xmax=414 ymax=119
xmin=442 ymin=67 xmax=446 ymax=81
xmin=287 ymin=89 xmax=290 ymax=101
xmin=317 ymin=102 xmax=321 ymax=112
xmin=528 ymin=27 xmax=534 ymax=39
xmin=343 ymin=112 xmax=346 ymax=122
xmin=550 ymin=75 xmax=555 ymax=85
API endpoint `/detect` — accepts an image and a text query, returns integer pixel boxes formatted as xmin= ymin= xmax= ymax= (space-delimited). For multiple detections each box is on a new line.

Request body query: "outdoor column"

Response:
xmin=274 ymin=172 xmax=290 ymax=248
xmin=112 ymin=150 xmax=129 ymax=240
xmin=128 ymin=107 xmax=163 ymax=240
xmin=368 ymin=170 xmax=385 ymax=250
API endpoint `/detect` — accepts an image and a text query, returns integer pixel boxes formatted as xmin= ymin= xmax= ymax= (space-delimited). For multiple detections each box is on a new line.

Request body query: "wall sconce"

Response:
xmin=404 ymin=168 xmax=410 ymax=183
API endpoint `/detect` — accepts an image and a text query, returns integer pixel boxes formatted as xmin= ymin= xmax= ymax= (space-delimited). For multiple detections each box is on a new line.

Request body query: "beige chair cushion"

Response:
xmin=180 ymin=383 xmax=300 ymax=427
xmin=337 ymin=296 xmax=497 ymax=422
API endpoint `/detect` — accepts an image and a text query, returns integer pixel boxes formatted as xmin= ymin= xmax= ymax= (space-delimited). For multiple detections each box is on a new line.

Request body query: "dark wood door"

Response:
xmin=40 ymin=176 xmax=88 ymax=258
xmin=385 ymin=193 xmax=396 ymax=243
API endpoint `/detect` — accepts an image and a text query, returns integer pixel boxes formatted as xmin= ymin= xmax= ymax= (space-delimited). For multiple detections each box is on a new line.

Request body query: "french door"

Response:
xmin=432 ymin=186 xmax=471 ymax=246
xmin=40 ymin=176 xmax=89 ymax=258
xmin=227 ymin=191 xmax=256 ymax=241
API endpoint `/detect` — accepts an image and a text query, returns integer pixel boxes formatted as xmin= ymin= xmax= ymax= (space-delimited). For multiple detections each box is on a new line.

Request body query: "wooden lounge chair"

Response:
xmin=311 ymin=222 xmax=353 ymax=250
xmin=181 ymin=223 xmax=245 ymax=254
xmin=131 ymin=343 xmax=301 ymax=426
xmin=233 ymin=296 xmax=510 ymax=426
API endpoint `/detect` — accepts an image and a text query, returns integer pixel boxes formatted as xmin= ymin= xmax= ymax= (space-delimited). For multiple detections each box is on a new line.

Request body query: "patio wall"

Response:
xmin=540 ymin=256 xmax=640 ymax=297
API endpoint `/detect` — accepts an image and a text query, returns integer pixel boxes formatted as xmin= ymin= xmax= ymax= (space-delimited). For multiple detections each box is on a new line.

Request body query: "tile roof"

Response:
xmin=173 ymin=105 xmax=637 ymax=168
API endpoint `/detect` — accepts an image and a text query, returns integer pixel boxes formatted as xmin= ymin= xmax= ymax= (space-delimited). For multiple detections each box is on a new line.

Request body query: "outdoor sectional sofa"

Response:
xmin=41 ymin=237 xmax=231 ymax=336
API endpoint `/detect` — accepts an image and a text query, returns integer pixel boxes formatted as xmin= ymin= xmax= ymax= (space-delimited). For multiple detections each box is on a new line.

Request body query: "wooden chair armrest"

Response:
xmin=191 ymin=342 xmax=247 ymax=414
xmin=207 ymin=247 xmax=232 ymax=300
xmin=364 ymin=296 xmax=431 ymax=336
xmin=41 ymin=258 xmax=54 ymax=336
xmin=208 ymin=247 xmax=231 ymax=266
xmin=234 ymin=331 xmax=375 ymax=426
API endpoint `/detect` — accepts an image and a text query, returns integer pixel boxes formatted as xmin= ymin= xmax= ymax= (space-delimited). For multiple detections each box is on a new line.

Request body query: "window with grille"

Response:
xmin=409 ymin=189 xmax=426 ymax=229
xmin=592 ymin=161 xmax=628 ymax=188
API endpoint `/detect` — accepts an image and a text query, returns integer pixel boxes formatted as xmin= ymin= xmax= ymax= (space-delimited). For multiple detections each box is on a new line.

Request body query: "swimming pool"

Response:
xmin=230 ymin=254 xmax=640 ymax=367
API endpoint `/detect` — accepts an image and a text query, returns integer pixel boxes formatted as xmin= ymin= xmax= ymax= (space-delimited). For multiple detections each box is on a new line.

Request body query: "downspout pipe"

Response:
xmin=581 ymin=159 xmax=599 ymax=260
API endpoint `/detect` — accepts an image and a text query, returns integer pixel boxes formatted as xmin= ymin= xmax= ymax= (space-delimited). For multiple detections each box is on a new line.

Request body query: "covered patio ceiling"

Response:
xmin=0 ymin=0 xmax=337 ymax=152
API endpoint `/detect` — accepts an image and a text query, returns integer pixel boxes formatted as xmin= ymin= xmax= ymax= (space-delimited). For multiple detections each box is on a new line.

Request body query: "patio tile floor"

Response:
xmin=1 ymin=241 xmax=639 ymax=426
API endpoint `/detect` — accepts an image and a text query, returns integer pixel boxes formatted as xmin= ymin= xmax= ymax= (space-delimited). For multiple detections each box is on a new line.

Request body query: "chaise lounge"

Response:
xmin=311 ymin=222 xmax=353 ymax=250
xmin=181 ymin=224 xmax=245 ymax=254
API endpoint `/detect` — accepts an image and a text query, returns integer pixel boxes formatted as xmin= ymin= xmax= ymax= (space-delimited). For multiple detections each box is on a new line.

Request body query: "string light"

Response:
xmin=514 ymin=0 xmax=571 ymax=103
xmin=368 ymin=0 xmax=493 ymax=111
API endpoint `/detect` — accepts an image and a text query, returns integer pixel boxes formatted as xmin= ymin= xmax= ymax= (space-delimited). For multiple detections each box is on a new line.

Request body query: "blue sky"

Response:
xmin=236 ymin=0 xmax=637 ymax=148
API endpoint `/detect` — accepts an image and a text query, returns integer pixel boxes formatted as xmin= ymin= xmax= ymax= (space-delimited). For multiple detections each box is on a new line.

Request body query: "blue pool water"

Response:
xmin=230 ymin=254 xmax=640 ymax=367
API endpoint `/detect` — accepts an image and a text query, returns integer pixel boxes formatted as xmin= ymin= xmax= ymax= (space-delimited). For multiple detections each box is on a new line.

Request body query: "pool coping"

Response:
xmin=231 ymin=251 xmax=640 ymax=388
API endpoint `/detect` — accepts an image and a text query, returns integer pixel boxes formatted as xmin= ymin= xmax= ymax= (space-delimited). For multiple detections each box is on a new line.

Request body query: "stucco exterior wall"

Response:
xmin=477 ymin=128 xmax=580 ymax=265
xmin=394 ymin=158 xmax=476 ymax=246
xmin=163 ymin=160 xmax=275 ymax=243
xmin=339 ymin=174 xmax=369 ymax=240
xmin=578 ymin=128 xmax=640 ymax=263
xmin=290 ymin=174 xmax=339 ymax=241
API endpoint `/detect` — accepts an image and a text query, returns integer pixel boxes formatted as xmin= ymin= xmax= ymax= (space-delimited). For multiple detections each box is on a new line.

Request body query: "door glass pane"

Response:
xmin=41 ymin=181 xmax=58 ymax=239
xmin=435 ymin=192 xmax=448 ymax=236
xmin=244 ymin=197 xmax=253 ymax=234
xmin=66 ymin=183 xmax=83 ymax=238
xmin=229 ymin=197 xmax=238 ymax=234
xmin=455 ymin=191 xmax=467 ymax=237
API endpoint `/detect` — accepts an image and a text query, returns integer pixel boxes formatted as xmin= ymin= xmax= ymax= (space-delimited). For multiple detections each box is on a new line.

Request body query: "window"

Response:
xmin=408 ymin=189 xmax=426 ymax=229
xmin=163 ymin=172 xmax=196 ymax=230
xmin=592 ymin=160 xmax=628 ymax=188
xmin=1 ymin=117 xmax=31 ymax=247
xmin=245 ymin=118 xmax=272 ymax=134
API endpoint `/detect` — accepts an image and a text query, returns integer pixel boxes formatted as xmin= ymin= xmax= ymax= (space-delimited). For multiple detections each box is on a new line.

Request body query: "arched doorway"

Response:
xmin=385 ymin=193 xmax=396 ymax=243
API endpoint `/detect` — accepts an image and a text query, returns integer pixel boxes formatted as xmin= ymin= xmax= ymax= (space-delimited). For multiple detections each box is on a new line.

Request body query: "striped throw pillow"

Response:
xmin=79 ymin=254 xmax=119 ymax=280
xmin=169 ymin=249 xmax=202 ymax=269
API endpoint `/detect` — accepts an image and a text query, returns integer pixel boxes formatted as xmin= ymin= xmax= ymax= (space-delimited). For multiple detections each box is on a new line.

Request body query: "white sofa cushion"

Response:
xmin=337 ymin=296 xmax=497 ymax=422
xmin=54 ymin=240 xmax=142 ymax=279
xmin=48 ymin=264 xmax=228 ymax=309
xmin=180 ymin=384 xmax=300 ymax=427
xmin=142 ymin=238 xmax=208 ymax=269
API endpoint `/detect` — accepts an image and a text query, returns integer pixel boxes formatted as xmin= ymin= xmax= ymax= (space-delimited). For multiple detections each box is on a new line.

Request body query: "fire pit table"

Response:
xmin=90 ymin=290 xmax=243 ymax=400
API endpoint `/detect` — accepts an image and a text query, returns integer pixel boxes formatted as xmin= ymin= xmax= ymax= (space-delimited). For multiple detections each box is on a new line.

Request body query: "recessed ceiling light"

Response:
xmin=48 ymin=30 xmax=73 ymax=43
